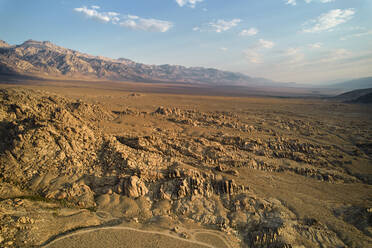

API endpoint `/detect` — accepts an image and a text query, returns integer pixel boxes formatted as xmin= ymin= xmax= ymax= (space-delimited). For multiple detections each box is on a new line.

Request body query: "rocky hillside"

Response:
xmin=0 ymin=88 xmax=371 ymax=247
xmin=333 ymin=88 xmax=372 ymax=103
xmin=0 ymin=39 xmax=274 ymax=86
xmin=350 ymin=92 xmax=372 ymax=104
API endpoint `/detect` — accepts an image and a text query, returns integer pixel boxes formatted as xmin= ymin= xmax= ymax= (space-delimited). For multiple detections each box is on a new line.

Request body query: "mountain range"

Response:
xmin=0 ymin=39 xmax=280 ymax=86
xmin=327 ymin=77 xmax=372 ymax=90
xmin=1 ymin=39 xmax=370 ymax=92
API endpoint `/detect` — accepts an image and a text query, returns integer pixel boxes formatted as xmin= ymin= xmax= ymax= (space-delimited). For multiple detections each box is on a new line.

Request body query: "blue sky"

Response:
xmin=0 ymin=0 xmax=371 ymax=84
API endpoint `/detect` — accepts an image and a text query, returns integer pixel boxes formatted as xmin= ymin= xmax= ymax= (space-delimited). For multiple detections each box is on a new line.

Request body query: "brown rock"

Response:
xmin=123 ymin=176 xmax=148 ymax=198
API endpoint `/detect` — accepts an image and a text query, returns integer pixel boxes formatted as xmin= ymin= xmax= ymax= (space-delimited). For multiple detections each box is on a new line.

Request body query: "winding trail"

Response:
xmin=41 ymin=226 xmax=228 ymax=248
xmin=191 ymin=229 xmax=233 ymax=248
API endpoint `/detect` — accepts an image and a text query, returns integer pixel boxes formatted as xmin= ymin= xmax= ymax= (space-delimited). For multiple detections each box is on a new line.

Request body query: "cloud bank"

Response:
xmin=239 ymin=28 xmax=258 ymax=36
xmin=74 ymin=6 xmax=173 ymax=32
xmin=194 ymin=19 xmax=241 ymax=33
xmin=175 ymin=0 xmax=203 ymax=8
xmin=287 ymin=0 xmax=336 ymax=6
xmin=303 ymin=8 xmax=355 ymax=33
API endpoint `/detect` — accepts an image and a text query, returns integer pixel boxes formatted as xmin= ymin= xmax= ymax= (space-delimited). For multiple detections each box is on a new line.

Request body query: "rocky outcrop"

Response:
xmin=122 ymin=176 xmax=148 ymax=198
xmin=45 ymin=182 xmax=96 ymax=208
xmin=0 ymin=89 xmax=115 ymax=207
xmin=154 ymin=106 xmax=181 ymax=116
xmin=159 ymin=170 xmax=245 ymax=200
xmin=0 ymin=40 xmax=10 ymax=48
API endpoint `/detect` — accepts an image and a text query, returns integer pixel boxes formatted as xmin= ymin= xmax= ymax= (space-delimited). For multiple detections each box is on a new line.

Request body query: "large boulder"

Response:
xmin=123 ymin=176 xmax=148 ymax=198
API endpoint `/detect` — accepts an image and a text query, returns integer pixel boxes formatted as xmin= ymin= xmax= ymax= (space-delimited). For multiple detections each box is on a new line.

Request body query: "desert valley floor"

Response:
xmin=0 ymin=80 xmax=371 ymax=247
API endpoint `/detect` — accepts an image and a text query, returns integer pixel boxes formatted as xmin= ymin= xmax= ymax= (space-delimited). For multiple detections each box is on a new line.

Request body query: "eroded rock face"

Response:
xmin=162 ymin=168 xmax=245 ymax=199
xmin=122 ymin=176 xmax=148 ymax=198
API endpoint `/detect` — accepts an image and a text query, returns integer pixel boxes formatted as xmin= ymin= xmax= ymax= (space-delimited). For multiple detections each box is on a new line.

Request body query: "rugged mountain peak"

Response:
xmin=21 ymin=39 xmax=44 ymax=46
xmin=117 ymin=57 xmax=134 ymax=63
xmin=19 ymin=39 xmax=65 ymax=51
xmin=22 ymin=39 xmax=38 ymax=44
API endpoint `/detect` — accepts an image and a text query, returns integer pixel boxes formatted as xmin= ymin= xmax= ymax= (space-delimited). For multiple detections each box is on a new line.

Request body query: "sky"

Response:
xmin=0 ymin=0 xmax=371 ymax=84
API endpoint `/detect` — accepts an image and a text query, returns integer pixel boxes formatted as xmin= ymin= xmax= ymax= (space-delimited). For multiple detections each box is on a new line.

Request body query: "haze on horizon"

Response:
xmin=0 ymin=0 xmax=371 ymax=84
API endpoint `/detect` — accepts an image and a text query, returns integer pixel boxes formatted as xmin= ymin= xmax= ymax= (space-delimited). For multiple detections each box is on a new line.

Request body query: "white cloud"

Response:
xmin=285 ymin=0 xmax=297 ymax=6
xmin=127 ymin=15 xmax=139 ymax=19
xmin=258 ymin=39 xmax=275 ymax=49
xmin=243 ymin=39 xmax=275 ymax=64
xmin=111 ymin=17 xmax=120 ymax=24
xmin=309 ymin=42 xmax=323 ymax=48
xmin=239 ymin=28 xmax=258 ymax=36
xmin=120 ymin=16 xmax=173 ymax=32
xmin=347 ymin=26 xmax=366 ymax=31
xmin=318 ymin=49 xmax=352 ymax=63
xmin=279 ymin=46 xmax=355 ymax=71
xmin=194 ymin=19 xmax=241 ymax=33
xmin=303 ymin=8 xmax=355 ymax=33
xmin=108 ymin=12 xmax=119 ymax=17
xmin=220 ymin=47 xmax=228 ymax=52
xmin=91 ymin=5 xmax=100 ymax=10
xmin=74 ymin=6 xmax=173 ymax=32
xmin=291 ymin=48 xmax=352 ymax=68
xmin=340 ymin=30 xmax=372 ymax=40
xmin=176 ymin=0 xmax=203 ymax=8
xmin=208 ymin=19 xmax=241 ymax=33
xmin=286 ymin=48 xmax=300 ymax=56
xmin=286 ymin=48 xmax=305 ymax=64
xmin=243 ymin=49 xmax=262 ymax=64
xmin=74 ymin=6 xmax=111 ymax=22
xmin=305 ymin=0 xmax=336 ymax=3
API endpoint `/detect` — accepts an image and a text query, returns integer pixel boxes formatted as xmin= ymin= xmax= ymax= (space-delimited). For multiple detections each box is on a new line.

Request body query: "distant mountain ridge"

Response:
xmin=0 ymin=39 xmax=280 ymax=86
xmin=327 ymin=77 xmax=372 ymax=91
